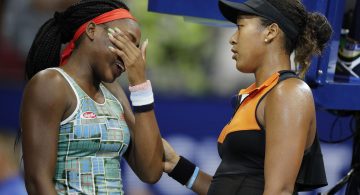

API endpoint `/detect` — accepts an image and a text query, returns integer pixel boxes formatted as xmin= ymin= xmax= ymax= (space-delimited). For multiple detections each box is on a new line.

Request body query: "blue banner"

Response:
xmin=148 ymin=0 xmax=230 ymax=21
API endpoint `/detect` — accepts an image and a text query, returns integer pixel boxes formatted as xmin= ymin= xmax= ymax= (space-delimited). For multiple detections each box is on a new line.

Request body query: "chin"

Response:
xmin=235 ymin=63 xmax=245 ymax=72
xmin=107 ymin=77 xmax=118 ymax=83
xmin=102 ymin=75 xmax=118 ymax=83
xmin=105 ymin=70 xmax=123 ymax=83
xmin=236 ymin=64 xmax=252 ymax=73
xmin=235 ymin=58 xmax=255 ymax=72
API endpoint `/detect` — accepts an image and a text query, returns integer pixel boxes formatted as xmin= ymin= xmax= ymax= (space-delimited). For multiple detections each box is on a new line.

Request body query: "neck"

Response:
xmin=254 ymin=49 xmax=291 ymax=86
xmin=62 ymin=49 xmax=100 ymax=89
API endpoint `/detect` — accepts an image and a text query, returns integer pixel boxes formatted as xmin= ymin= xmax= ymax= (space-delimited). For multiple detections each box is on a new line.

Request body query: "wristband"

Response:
xmin=186 ymin=166 xmax=199 ymax=189
xmin=129 ymin=80 xmax=151 ymax=92
xmin=129 ymin=80 xmax=154 ymax=106
xmin=168 ymin=156 xmax=196 ymax=185
xmin=133 ymin=103 xmax=154 ymax=113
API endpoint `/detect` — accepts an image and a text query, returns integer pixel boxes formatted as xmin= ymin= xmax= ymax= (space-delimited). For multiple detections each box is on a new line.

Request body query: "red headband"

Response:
xmin=60 ymin=8 xmax=136 ymax=65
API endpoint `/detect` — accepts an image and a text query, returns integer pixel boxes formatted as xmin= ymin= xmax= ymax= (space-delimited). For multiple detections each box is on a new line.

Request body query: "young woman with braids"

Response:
xmin=20 ymin=0 xmax=163 ymax=194
xmin=162 ymin=0 xmax=332 ymax=194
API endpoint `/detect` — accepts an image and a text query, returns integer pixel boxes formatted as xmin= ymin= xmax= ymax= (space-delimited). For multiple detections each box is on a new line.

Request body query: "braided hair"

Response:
xmin=25 ymin=0 xmax=129 ymax=80
xmin=260 ymin=0 xmax=332 ymax=78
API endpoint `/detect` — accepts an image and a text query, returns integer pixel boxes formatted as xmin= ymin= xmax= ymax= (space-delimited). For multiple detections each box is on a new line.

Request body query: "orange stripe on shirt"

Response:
xmin=218 ymin=72 xmax=280 ymax=143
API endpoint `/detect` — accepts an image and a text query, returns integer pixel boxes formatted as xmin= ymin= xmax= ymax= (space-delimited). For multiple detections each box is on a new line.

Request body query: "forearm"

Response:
xmin=263 ymin=179 xmax=295 ymax=195
xmin=25 ymin=177 xmax=57 ymax=195
xmin=190 ymin=171 xmax=213 ymax=195
xmin=166 ymin=155 xmax=212 ymax=194
xmin=263 ymin=188 xmax=293 ymax=195
xmin=130 ymin=111 xmax=163 ymax=183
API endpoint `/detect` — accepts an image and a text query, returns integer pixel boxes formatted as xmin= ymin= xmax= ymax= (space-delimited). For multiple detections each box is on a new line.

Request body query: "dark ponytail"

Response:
xmin=25 ymin=0 xmax=129 ymax=80
xmin=295 ymin=12 xmax=332 ymax=77
xmin=25 ymin=19 xmax=62 ymax=80
xmin=261 ymin=0 xmax=332 ymax=78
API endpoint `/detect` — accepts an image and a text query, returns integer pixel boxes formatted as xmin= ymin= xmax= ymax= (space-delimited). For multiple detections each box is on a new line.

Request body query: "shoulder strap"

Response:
xmin=49 ymin=68 xmax=78 ymax=90
xmin=255 ymin=70 xmax=300 ymax=130
xmin=278 ymin=70 xmax=299 ymax=82
xmin=49 ymin=68 xmax=89 ymax=100
xmin=99 ymin=83 xmax=124 ymax=110
xmin=48 ymin=68 xmax=81 ymax=125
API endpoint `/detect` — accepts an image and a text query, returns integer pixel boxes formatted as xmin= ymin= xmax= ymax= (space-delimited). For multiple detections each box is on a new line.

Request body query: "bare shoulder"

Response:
xmin=264 ymin=78 xmax=315 ymax=138
xmin=265 ymin=78 xmax=315 ymax=119
xmin=267 ymin=78 xmax=313 ymax=104
xmin=23 ymin=69 xmax=70 ymax=107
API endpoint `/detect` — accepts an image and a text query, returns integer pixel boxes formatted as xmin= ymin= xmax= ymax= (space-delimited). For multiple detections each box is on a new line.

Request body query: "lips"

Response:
xmin=231 ymin=49 xmax=238 ymax=60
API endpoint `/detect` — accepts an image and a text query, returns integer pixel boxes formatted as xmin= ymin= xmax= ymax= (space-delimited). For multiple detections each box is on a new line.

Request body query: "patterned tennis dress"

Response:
xmin=52 ymin=68 xmax=130 ymax=195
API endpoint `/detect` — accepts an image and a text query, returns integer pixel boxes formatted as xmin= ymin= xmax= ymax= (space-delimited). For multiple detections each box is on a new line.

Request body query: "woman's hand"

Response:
xmin=162 ymin=138 xmax=180 ymax=173
xmin=108 ymin=27 xmax=148 ymax=86
xmin=162 ymin=138 xmax=212 ymax=195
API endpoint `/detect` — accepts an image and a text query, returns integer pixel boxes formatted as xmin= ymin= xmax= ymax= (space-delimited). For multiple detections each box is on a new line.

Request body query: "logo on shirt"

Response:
xmin=81 ymin=111 xmax=97 ymax=119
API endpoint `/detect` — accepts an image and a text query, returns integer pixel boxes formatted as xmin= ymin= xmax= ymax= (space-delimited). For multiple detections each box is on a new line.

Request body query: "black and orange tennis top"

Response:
xmin=214 ymin=70 xmax=327 ymax=192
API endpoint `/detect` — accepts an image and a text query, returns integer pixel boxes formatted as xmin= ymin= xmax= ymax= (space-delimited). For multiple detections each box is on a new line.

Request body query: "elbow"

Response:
xmin=141 ymin=176 xmax=161 ymax=184
xmin=24 ymin=176 xmax=41 ymax=195
xmin=24 ymin=173 xmax=53 ymax=195
xmin=138 ymin=157 xmax=164 ymax=184
xmin=138 ymin=167 xmax=163 ymax=184
xmin=139 ymin=171 xmax=162 ymax=184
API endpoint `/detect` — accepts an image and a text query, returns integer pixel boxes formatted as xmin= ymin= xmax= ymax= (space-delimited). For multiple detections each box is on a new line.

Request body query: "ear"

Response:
xmin=264 ymin=23 xmax=281 ymax=43
xmin=85 ymin=21 xmax=97 ymax=41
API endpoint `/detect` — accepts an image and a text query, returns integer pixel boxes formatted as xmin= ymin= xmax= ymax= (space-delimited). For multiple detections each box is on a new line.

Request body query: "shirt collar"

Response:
xmin=239 ymin=72 xmax=279 ymax=95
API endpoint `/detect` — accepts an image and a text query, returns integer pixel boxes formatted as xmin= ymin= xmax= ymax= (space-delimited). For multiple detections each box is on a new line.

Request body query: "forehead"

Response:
xmin=105 ymin=19 xmax=141 ymax=43
xmin=236 ymin=15 xmax=262 ymax=23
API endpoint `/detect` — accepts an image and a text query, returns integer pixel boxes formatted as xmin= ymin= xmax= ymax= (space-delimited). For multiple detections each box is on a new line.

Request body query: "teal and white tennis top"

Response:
xmin=52 ymin=68 xmax=130 ymax=195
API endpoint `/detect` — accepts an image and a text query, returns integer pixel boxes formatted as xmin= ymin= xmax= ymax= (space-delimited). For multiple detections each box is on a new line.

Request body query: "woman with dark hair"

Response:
xmin=162 ymin=0 xmax=332 ymax=194
xmin=20 ymin=0 xmax=163 ymax=194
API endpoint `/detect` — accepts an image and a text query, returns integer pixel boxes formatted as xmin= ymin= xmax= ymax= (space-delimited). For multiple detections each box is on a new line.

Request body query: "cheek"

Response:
xmin=96 ymin=34 xmax=115 ymax=52
xmin=243 ymin=32 xmax=261 ymax=47
xmin=98 ymin=38 xmax=114 ymax=61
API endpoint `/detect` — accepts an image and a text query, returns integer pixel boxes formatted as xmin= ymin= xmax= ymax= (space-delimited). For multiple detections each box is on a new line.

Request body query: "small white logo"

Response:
xmin=81 ymin=111 xmax=97 ymax=119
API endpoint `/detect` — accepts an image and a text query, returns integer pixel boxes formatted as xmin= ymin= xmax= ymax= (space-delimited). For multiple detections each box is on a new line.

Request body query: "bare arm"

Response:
xmin=162 ymin=139 xmax=213 ymax=195
xmin=263 ymin=79 xmax=315 ymax=195
xmin=21 ymin=70 xmax=69 ymax=195
xmin=106 ymin=27 xmax=164 ymax=183
xmin=104 ymin=82 xmax=163 ymax=183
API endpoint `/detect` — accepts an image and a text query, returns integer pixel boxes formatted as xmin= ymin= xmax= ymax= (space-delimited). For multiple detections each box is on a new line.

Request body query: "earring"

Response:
xmin=265 ymin=39 xmax=268 ymax=42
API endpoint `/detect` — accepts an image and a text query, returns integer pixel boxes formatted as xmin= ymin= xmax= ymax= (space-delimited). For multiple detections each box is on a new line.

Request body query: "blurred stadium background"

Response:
xmin=0 ymin=0 xmax=357 ymax=195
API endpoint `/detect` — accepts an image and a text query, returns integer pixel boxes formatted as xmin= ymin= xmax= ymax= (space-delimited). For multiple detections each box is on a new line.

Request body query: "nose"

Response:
xmin=229 ymin=31 xmax=237 ymax=45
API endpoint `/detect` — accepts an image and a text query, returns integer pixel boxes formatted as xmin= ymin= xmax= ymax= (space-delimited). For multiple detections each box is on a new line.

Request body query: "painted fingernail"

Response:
xmin=114 ymin=27 xmax=122 ymax=33
xmin=108 ymin=33 xmax=114 ymax=39
xmin=108 ymin=46 xmax=115 ymax=51
xmin=108 ymin=28 xmax=115 ymax=34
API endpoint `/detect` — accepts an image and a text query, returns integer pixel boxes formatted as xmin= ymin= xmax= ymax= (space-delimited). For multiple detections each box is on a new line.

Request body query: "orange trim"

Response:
xmin=240 ymin=72 xmax=279 ymax=94
xmin=218 ymin=72 xmax=280 ymax=143
xmin=60 ymin=8 xmax=136 ymax=66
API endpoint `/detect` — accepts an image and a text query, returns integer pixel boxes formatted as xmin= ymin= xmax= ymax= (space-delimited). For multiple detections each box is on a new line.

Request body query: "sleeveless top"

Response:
xmin=51 ymin=68 xmax=131 ymax=195
xmin=214 ymin=70 xmax=327 ymax=192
